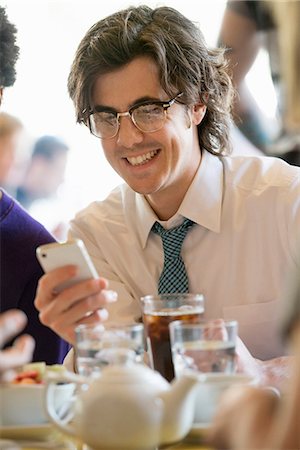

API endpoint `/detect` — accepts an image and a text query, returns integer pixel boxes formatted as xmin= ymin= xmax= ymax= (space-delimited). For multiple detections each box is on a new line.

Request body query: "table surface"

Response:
xmin=0 ymin=423 xmax=213 ymax=450
xmin=0 ymin=430 xmax=211 ymax=450
xmin=19 ymin=444 xmax=211 ymax=450
xmin=3 ymin=441 xmax=212 ymax=450
xmin=20 ymin=444 xmax=212 ymax=450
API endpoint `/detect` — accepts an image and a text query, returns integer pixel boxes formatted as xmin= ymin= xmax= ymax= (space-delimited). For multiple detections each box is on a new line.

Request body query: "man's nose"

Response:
xmin=116 ymin=114 xmax=143 ymax=148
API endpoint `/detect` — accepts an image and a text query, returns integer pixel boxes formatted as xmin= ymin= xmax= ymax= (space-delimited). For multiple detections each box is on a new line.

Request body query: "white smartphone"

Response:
xmin=36 ymin=239 xmax=99 ymax=293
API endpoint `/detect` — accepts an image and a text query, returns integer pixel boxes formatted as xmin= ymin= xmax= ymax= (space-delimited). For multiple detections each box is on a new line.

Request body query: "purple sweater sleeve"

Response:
xmin=0 ymin=191 xmax=70 ymax=363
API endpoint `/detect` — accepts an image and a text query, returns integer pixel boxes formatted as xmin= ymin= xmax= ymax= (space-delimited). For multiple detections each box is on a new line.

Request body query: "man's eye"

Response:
xmin=98 ymin=113 xmax=116 ymax=125
xmin=137 ymin=104 xmax=162 ymax=115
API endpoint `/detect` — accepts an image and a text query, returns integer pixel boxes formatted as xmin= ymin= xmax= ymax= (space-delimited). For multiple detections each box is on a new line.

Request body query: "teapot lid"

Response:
xmin=99 ymin=364 xmax=169 ymax=388
xmin=94 ymin=349 xmax=169 ymax=388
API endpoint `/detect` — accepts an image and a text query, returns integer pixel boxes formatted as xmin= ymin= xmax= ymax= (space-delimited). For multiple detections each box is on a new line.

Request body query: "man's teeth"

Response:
xmin=127 ymin=149 xmax=158 ymax=166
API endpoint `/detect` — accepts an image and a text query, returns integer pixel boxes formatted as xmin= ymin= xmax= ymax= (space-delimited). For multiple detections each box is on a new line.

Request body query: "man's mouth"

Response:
xmin=126 ymin=149 xmax=159 ymax=166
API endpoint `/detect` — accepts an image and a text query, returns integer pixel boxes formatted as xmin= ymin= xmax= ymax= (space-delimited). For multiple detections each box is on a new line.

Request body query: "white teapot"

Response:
xmin=45 ymin=350 xmax=199 ymax=450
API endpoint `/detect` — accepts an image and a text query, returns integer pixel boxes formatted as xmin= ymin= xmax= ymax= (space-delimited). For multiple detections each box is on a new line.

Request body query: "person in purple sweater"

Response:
xmin=0 ymin=6 xmax=69 ymax=372
xmin=0 ymin=189 xmax=70 ymax=363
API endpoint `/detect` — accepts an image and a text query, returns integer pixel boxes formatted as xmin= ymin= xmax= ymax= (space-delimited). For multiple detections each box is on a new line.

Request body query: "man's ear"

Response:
xmin=192 ymin=102 xmax=207 ymax=125
xmin=0 ymin=87 xmax=3 ymax=107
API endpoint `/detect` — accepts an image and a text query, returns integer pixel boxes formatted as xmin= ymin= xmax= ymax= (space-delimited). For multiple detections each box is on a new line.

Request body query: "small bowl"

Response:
xmin=0 ymin=382 xmax=74 ymax=426
xmin=193 ymin=373 xmax=256 ymax=424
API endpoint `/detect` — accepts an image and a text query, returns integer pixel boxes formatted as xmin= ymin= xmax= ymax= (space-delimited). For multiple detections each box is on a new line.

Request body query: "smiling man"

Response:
xmin=35 ymin=6 xmax=300 ymax=389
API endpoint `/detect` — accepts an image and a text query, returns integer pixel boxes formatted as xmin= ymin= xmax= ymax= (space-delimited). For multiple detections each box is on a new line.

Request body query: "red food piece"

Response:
xmin=14 ymin=370 xmax=39 ymax=383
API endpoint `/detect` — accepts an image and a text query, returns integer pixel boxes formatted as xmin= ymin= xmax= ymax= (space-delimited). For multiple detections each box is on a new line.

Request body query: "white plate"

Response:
xmin=0 ymin=424 xmax=55 ymax=440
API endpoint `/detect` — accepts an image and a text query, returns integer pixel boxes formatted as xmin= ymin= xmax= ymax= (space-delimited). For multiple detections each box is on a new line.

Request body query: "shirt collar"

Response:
xmin=135 ymin=194 xmax=158 ymax=248
xmin=134 ymin=149 xmax=223 ymax=248
xmin=178 ymin=150 xmax=223 ymax=233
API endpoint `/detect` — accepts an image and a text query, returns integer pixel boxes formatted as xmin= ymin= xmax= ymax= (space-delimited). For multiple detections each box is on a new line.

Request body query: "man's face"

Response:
xmin=91 ymin=56 xmax=205 ymax=213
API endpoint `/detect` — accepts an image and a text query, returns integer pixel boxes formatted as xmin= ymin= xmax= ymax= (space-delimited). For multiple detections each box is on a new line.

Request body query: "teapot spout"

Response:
xmin=159 ymin=371 xmax=199 ymax=444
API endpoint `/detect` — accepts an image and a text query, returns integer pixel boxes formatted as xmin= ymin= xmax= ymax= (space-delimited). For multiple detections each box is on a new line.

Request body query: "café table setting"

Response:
xmin=0 ymin=293 xmax=253 ymax=450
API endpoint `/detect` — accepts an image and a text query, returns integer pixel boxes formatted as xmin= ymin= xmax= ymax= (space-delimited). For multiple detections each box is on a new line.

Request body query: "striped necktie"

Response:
xmin=152 ymin=218 xmax=194 ymax=294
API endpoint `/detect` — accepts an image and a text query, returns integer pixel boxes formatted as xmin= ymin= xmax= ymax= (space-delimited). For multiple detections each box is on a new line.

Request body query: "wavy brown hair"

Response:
xmin=68 ymin=5 xmax=234 ymax=155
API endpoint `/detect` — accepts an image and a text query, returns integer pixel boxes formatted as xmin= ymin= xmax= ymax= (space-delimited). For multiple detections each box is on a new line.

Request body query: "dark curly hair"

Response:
xmin=0 ymin=6 xmax=19 ymax=88
xmin=68 ymin=5 xmax=234 ymax=155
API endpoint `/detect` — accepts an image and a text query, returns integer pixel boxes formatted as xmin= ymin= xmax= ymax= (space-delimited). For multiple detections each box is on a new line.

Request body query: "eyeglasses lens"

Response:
xmin=90 ymin=103 xmax=165 ymax=139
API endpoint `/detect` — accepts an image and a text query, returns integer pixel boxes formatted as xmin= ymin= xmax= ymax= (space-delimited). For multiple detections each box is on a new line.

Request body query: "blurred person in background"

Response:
xmin=218 ymin=0 xmax=300 ymax=165
xmin=16 ymin=135 xmax=69 ymax=210
xmin=0 ymin=111 xmax=22 ymax=191
xmin=0 ymin=5 xmax=70 ymax=370
xmin=15 ymin=134 xmax=70 ymax=240
xmin=209 ymin=2 xmax=300 ymax=448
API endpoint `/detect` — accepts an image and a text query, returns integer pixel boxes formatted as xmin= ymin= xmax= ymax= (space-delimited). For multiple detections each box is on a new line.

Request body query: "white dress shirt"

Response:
xmin=70 ymin=150 xmax=300 ymax=361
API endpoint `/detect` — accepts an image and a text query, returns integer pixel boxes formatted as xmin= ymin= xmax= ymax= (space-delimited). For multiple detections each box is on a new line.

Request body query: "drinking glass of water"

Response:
xmin=169 ymin=319 xmax=238 ymax=376
xmin=75 ymin=322 xmax=144 ymax=377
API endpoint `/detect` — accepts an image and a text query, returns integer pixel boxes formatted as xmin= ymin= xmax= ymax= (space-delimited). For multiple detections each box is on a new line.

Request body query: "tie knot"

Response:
xmin=152 ymin=218 xmax=194 ymax=259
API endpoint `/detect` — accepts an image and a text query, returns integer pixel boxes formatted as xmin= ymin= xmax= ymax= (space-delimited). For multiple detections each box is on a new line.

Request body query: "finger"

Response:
xmin=35 ymin=265 xmax=78 ymax=308
xmin=235 ymin=337 xmax=260 ymax=377
xmin=0 ymin=369 xmax=16 ymax=383
xmin=0 ymin=310 xmax=28 ymax=348
xmin=44 ymin=290 xmax=111 ymax=332
xmin=39 ymin=279 xmax=115 ymax=327
xmin=203 ymin=319 xmax=228 ymax=340
xmin=14 ymin=333 xmax=35 ymax=356
xmin=38 ymin=286 xmax=115 ymax=344
xmin=47 ymin=308 xmax=109 ymax=345
xmin=58 ymin=279 xmax=114 ymax=311
xmin=66 ymin=309 xmax=109 ymax=343
xmin=0 ymin=334 xmax=35 ymax=372
xmin=76 ymin=308 xmax=109 ymax=325
xmin=100 ymin=289 xmax=118 ymax=303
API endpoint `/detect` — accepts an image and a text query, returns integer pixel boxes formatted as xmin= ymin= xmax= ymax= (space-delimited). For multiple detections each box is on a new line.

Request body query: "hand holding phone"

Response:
xmin=36 ymin=239 xmax=98 ymax=293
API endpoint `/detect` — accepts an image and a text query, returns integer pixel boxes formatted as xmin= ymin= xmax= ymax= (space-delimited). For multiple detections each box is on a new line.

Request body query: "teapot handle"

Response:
xmin=45 ymin=372 xmax=86 ymax=438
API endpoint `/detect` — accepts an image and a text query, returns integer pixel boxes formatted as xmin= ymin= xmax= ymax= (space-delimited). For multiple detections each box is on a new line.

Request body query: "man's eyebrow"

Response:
xmin=132 ymin=95 xmax=162 ymax=105
xmin=93 ymin=95 xmax=163 ymax=112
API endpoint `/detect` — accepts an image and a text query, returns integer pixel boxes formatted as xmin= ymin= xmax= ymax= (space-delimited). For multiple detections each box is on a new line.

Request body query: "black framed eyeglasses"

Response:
xmin=85 ymin=92 xmax=183 ymax=140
